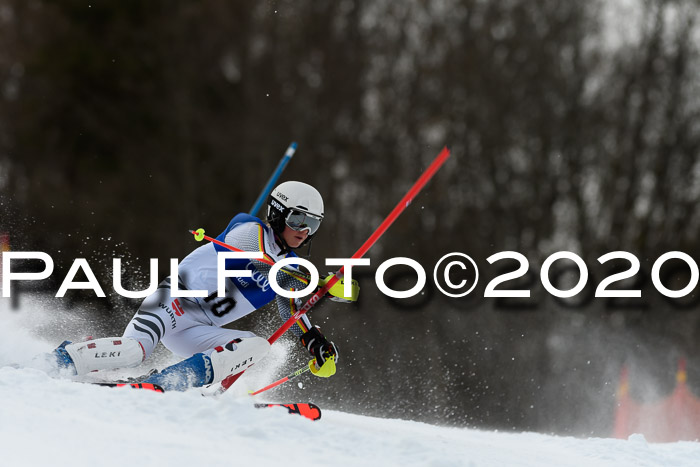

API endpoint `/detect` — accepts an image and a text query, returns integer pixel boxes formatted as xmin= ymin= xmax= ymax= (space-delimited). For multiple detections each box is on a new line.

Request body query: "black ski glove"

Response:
xmin=300 ymin=326 xmax=339 ymax=367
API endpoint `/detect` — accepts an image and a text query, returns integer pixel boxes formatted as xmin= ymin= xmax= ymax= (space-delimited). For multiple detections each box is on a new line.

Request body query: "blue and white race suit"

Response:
xmin=123 ymin=214 xmax=314 ymax=358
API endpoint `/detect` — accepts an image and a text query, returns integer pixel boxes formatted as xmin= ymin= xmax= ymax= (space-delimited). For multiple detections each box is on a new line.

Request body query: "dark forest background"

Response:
xmin=1 ymin=0 xmax=700 ymax=436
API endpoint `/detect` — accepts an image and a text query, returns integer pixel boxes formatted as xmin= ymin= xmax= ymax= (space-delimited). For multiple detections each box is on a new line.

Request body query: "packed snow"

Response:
xmin=1 ymin=298 xmax=700 ymax=467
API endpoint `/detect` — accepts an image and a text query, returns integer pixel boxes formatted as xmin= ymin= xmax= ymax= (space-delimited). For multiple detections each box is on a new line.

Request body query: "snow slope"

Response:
xmin=1 ymin=301 xmax=700 ymax=467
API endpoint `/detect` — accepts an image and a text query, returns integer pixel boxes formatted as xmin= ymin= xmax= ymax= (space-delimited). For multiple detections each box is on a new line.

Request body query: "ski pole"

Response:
xmin=219 ymin=145 xmax=451 ymax=392
xmin=248 ymin=362 xmax=311 ymax=396
xmin=189 ymin=229 xmax=315 ymax=286
xmin=249 ymin=142 xmax=297 ymax=216
xmin=190 ymin=228 xmax=276 ymax=267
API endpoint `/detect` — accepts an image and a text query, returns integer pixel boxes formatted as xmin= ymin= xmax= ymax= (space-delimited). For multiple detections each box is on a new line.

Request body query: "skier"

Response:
xmin=50 ymin=181 xmax=340 ymax=391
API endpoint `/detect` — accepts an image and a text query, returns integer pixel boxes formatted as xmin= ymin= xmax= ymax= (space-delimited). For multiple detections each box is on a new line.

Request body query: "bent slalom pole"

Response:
xmin=267 ymin=145 xmax=451 ymax=345
xmin=220 ymin=145 xmax=451 ymax=392
xmin=249 ymin=142 xmax=297 ymax=216
xmin=248 ymin=363 xmax=311 ymax=396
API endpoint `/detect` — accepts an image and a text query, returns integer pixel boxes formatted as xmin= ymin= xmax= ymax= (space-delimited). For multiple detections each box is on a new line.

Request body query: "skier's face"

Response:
xmin=282 ymin=225 xmax=308 ymax=248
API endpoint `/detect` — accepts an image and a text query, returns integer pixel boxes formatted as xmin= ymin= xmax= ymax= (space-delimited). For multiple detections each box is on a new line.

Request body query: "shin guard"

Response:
xmin=64 ymin=337 xmax=145 ymax=376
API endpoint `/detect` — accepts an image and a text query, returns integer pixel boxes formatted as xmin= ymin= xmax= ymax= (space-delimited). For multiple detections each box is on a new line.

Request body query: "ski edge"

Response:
xmin=92 ymin=382 xmax=165 ymax=393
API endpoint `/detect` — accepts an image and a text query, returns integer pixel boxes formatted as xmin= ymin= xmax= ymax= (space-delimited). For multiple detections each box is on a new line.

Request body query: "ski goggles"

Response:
xmin=285 ymin=209 xmax=323 ymax=235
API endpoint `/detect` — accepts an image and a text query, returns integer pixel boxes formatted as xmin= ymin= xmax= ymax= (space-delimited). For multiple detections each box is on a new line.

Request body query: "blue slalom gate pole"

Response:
xmin=249 ymin=142 xmax=297 ymax=216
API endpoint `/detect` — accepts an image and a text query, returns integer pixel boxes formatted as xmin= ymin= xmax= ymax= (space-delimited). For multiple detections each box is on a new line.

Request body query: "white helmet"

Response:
xmin=267 ymin=181 xmax=324 ymax=247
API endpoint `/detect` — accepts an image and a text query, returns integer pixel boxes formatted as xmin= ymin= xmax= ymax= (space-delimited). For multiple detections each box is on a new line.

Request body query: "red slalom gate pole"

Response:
xmin=267 ymin=145 xmax=451 ymax=345
xmin=220 ymin=145 xmax=451 ymax=392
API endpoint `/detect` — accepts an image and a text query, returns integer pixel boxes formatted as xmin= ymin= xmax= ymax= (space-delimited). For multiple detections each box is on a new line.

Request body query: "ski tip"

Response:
xmin=290 ymin=141 xmax=298 ymax=150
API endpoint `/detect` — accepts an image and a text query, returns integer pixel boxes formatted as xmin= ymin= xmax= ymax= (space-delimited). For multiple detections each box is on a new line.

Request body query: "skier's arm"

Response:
xmin=271 ymin=268 xmax=315 ymax=338
xmin=223 ymin=223 xmax=338 ymax=376
xmin=272 ymin=273 xmax=339 ymax=378
xmin=265 ymin=257 xmax=340 ymax=377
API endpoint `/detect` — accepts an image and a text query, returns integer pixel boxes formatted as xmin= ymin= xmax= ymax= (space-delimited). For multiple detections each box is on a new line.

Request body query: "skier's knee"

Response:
xmin=64 ymin=337 xmax=146 ymax=375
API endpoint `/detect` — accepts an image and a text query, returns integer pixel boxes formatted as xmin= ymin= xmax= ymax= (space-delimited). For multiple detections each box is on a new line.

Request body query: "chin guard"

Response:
xmin=319 ymin=274 xmax=360 ymax=303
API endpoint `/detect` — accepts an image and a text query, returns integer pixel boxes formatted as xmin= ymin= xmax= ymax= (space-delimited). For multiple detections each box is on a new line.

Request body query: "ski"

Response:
xmin=92 ymin=382 xmax=165 ymax=393
xmin=86 ymin=369 xmax=158 ymax=385
xmin=254 ymin=402 xmax=322 ymax=421
xmin=90 ymin=382 xmax=321 ymax=420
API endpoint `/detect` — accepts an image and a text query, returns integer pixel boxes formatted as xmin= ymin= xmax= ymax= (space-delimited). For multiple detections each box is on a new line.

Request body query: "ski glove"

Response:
xmin=300 ymin=326 xmax=338 ymax=378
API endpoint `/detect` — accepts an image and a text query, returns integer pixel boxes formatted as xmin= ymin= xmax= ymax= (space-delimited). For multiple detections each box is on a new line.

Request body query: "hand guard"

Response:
xmin=300 ymin=326 xmax=338 ymax=377
xmin=319 ymin=273 xmax=360 ymax=303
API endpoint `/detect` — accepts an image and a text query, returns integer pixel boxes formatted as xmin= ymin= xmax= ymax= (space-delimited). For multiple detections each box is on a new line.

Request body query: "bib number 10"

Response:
xmin=204 ymin=292 xmax=236 ymax=317
xmin=483 ymin=251 xmax=699 ymax=299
